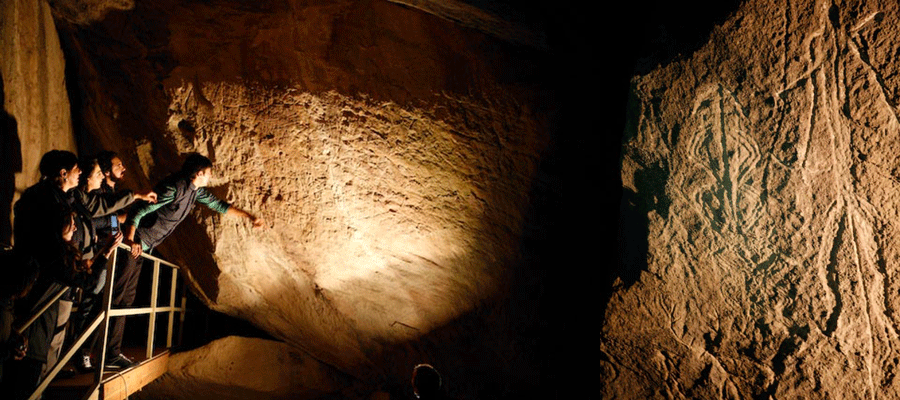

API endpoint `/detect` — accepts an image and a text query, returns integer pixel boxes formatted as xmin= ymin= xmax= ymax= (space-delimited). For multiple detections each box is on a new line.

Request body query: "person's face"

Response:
xmin=86 ymin=164 xmax=104 ymax=191
xmin=195 ymin=167 xmax=212 ymax=187
xmin=108 ymin=157 xmax=125 ymax=182
xmin=62 ymin=165 xmax=81 ymax=191
xmin=62 ymin=213 xmax=76 ymax=242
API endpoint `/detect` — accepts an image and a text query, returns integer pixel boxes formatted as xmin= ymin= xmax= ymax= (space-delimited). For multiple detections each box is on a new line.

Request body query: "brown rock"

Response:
xmin=139 ymin=336 xmax=345 ymax=400
xmin=0 ymin=0 xmax=75 ymax=245
xmin=612 ymin=0 xmax=900 ymax=398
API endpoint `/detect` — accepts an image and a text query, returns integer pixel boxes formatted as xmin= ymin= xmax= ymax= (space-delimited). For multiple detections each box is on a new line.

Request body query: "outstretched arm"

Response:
xmin=226 ymin=206 xmax=265 ymax=228
xmin=196 ymin=188 xmax=265 ymax=228
xmin=77 ymin=189 xmax=158 ymax=218
xmin=77 ymin=189 xmax=134 ymax=218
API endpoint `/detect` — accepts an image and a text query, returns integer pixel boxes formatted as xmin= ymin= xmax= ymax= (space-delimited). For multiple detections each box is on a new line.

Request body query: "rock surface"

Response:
xmin=52 ymin=0 xmax=553 ymax=397
xmin=611 ymin=0 xmax=900 ymax=398
xmin=138 ymin=336 xmax=345 ymax=400
xmin=0 ymin=0 xmax=75 ymax=245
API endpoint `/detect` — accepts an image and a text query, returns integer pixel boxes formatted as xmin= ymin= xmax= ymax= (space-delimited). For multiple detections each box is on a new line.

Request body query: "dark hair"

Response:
xmin=412 ymin=364 xmax=442 ymax=399
xmin=97 ymin=150 xmax=118 ymax=175
xmin=78 ymin=157 xmax=100 ymax=189
xmin=54 ymin=204 xmax=86 ymax=274
xmin=38 ymin=150 xmax=78 ymax=180
xmin=180 ymin=153 xmax=213 ymax=179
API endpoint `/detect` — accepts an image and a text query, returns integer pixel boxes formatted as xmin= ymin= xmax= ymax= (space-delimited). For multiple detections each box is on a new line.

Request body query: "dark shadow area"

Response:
xmin=0 ymin=73 xmax=22 ymax=247
xmin=632 ymin=0 xmax=743 ymax=75
xmin=617 ymin=161 xmax=670 ymax=288
xmin=119 ymin=246 xmax=274 ymax=354
xmin=527 ymin=0 xmax=741 ymax=397
xmin=58 ymin=21 xmax=101 ymax=160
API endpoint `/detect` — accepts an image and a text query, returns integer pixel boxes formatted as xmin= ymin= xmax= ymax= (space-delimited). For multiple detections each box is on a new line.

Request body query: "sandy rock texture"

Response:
xmin=0 ymin=0 xmax=75 ymax=245
xmin=46 ymin=0 xmax=133 ymax=25
xmin=612 ymin=0 xmax=900 ymax=398
xmin=137 ymin=336 xmax=345 ymax=400
xmin=53 ymin=0 xmax=552 ymax=397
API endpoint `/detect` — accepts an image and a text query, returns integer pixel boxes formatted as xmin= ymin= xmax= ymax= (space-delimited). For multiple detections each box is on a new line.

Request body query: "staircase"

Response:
xmin=20 ymin=245 xmax=188 ymax=400
xmin=45 ymin=349 xmax=169 ymax=400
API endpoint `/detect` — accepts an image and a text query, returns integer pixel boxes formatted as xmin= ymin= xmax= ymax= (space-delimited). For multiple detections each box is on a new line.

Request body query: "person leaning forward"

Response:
xmin=106 ymin=153 xmax=264 ymax=370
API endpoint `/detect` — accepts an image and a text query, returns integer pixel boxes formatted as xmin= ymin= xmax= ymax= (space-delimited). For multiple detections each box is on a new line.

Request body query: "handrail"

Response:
xmin=15 ymin=286 xmax=69 ymax=334
xmin=24 ymin=243 xmax=188 ymax=400
xmin=119 ymin=243 xmax=181 ymax=270
xmin=14 ymin=243 xmax=178 ymax=333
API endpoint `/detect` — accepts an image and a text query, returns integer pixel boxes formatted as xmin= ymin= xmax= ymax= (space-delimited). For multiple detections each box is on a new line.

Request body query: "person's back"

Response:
xmin=14 ymin=181 xmax=66 ymax=266
xmin=132 ymin=173 xmax=205 ymax=250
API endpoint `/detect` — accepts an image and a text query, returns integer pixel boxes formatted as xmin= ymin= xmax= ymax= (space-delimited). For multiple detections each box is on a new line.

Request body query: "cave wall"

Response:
xmin=0 ymin=0 xmax=75 ymax=245
xmin=610 ymin=0 xmax=900 ymax=398
xmin=146 ymin=336 xmax=346 ymax=400
xmin=53 ymin=0 xmax=555 ymax=397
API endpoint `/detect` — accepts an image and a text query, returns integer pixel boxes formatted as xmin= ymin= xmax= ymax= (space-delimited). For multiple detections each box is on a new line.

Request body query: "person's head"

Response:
xmin=97 ymin=151 xmax=125 ymax=185
xmin=39 ymin=150 xmax=80 ymax=191
xmin=61 ymin=210 xmax=77 ymax=242
xmin=411 ymin=364 xmax=442 ymax=399
xmin=54 ymin=203 xmax=85 ymax=273
xmin=181 ymin=153 xmax=214 ymax=187
xmin=78 ymin=157 xmax=105 ymax=192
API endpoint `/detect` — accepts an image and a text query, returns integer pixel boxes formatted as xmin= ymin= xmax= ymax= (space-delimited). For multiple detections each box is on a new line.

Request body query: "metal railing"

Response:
xmin=19 ymin=243 xmax=188 ymax=400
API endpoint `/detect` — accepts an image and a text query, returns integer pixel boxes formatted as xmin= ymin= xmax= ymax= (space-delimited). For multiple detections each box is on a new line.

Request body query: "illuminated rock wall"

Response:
xmin=54 ymin=0 xmax=551 ymax=397
xmin=611 ymin=0 xmax=900 ymax=398
xmin=147 ymin=336 xmax=345 ymax=400
xmin=0 ymin=0 xmax=75 ymax=245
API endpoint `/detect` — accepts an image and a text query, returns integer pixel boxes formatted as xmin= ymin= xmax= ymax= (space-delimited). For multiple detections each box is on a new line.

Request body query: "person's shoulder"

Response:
xmin=161 ymin=172 xmax=188 ymax=187
xmin=18 ymin=180 xmax=56 ymax=204
xmin=21 ymin=179 xmax=49 ymax=195
xmin=100 ymin=181 xmax=114 ymax=194
xmin=18 ymin=185 xmax=38 ymax=202
xmin=72 ymin=187 xmax=90 ymax=199
xmin=152 ymin=173 xmax=181 ymax=193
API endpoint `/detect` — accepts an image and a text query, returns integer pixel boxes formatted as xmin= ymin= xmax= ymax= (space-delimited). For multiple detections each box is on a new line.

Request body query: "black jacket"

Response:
xmin=129 ymin=175 xmax=229 ymax=250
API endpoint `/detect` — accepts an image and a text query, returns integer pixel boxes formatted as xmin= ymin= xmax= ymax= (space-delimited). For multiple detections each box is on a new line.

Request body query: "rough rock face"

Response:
xmin=140 ymin=336 xmax=345 ymax=400
xmin=46 ymin=0 xmax=133 ymax=25
xmin=610 ymin=0 xmax=900 ymax=398
xmin=53 ymin=0 xmax=551 ymax=397
xmin=0 ymin=0 xmax=75 ymax=245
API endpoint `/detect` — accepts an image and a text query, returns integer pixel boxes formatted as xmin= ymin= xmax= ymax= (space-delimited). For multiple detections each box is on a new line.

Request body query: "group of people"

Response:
xmin=0 ymin=150 xmax=263 ymax=398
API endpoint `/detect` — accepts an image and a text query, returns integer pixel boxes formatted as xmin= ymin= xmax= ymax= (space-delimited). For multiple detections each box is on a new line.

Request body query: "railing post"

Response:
xmin=94 ymin=245 xmax=119 ymax=388
xmin=167 ymin=268 xmax=177 ymax=348
xmin=147 ymin=259 xmax=160 ymax=359
xmin=178 ymin=284 xmax=187 ymax=346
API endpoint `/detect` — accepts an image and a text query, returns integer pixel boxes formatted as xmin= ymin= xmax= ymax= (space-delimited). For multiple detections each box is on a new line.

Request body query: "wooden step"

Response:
xmin=99 ymin=351 xmax=169 ymax=400
xmin=45 ymin=349 xmax=169 ymax=400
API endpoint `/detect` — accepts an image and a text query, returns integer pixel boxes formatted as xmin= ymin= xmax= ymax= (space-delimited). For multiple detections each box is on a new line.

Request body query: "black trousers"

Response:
xmin=70 ymin=292 xmax=101 ymax=358
xmin=106 ymin=252 xmax=143 ymax=357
